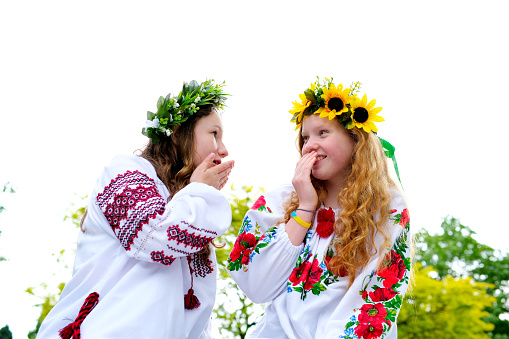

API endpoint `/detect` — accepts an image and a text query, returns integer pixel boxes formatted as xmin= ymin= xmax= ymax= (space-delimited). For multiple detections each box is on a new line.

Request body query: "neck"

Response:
xmin=323 ymin=176 xmax=348 ymax=209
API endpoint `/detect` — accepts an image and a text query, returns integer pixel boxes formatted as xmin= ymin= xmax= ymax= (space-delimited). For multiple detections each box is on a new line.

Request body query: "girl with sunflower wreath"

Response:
xmin=37 ymin=80 xmax=234 ymax=339
xmin=228 ymin=78 xmax=411 ymax=339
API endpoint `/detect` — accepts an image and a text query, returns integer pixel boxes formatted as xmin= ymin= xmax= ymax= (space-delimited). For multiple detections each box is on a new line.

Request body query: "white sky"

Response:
xmin=1 ymin=1 xmax=509 ymax=337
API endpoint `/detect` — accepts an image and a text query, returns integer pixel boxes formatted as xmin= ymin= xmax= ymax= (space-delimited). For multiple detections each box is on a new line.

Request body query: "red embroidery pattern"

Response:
xmin=190 ymin=252 xmax=214 ymax=278
xmin=181 ymin=220 xmax=218 ymax=236
xmin=151 ymin=250 xmax=175 ymax=266
xmin=167 ymin=224 xmax=214 ymax=249
xmin=97 ymin=171 xmax=165 ymax=251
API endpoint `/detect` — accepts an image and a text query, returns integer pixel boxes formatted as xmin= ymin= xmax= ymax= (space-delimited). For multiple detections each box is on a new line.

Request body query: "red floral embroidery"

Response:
xmin=358 ymin=303 xmax=388 ymax=325
xmin=289 ymin=259 xmax=312 ymax=286
xmin=378 ymin=250 xmax=406 ymax=288
xmin=355 ymin=303 xmax=388 ymax=339
xmin=369 ymin=287 xmax=397 ymax=302
xmin=251 ymin=196 xmax=266 ymax=210
xmin=251 ymin=195 xmax=272 ymax=212
xmin=229 ymin=232 xmax=258 ymax=264
xmin=316 ymin=207 xmax=335 ymax=238
xmin=399 ymin=208 xmax=410 ymax=227
xmin=354 ymin=322 xmax=384 ymax=339
xmin=303 ymin=257 xmax=323 ymax=290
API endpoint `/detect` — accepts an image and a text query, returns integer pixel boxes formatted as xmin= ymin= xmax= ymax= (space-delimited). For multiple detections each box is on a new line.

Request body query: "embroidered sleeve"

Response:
xmin=323 ymin=195 xmax=411 ymax=339
xmin=96 ymin=168 xmax=231 ymax=266
xmin=227 ymin=186 xmax=305 ymax=303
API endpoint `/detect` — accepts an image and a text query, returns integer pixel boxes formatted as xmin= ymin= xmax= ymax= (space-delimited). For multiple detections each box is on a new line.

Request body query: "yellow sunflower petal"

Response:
xmin=368 ymin=121 xmax=378 ymax=133
xmin=360 ymin=94 xmax=367 ymax=107
xmin=371 ymin=107 xmax=382 ymax=115
xmin=371 ymin=115 xmax=385 ymax=122
xmin=367 ymin=99 xmax=376 ymax=110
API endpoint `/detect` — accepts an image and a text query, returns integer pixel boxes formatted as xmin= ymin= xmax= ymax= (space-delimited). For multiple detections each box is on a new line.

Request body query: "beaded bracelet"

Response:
xmin=291 ymin=210 xmax=311 ymax=229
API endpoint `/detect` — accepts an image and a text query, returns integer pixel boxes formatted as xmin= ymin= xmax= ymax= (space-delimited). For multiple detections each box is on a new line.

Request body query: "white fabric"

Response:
xmin=37 ymin=154 xmax=231 ymax=339
xmin=228 ymin=184 xmax=410 ymax=339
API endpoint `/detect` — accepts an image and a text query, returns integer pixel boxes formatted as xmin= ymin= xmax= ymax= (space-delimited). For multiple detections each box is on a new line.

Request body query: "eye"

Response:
xmin=212 ymin=131 xmax=218 ymax=137
xmin=302 ymin=135 xmax=309 ymax=142
xmin=319 ymin=130 xmax=328 ymax=136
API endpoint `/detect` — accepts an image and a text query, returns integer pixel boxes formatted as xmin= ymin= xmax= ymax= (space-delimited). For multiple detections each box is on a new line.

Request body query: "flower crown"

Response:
xmin=289 ymin=77 xmax=384 ymax=133
xmin=142 ymin=79 xmax=228 ymax=143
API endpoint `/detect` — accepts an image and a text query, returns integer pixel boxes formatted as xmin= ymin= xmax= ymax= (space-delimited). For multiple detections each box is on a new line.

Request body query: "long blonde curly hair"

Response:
xmin=282 ymin=125 xmax=398 ymax=287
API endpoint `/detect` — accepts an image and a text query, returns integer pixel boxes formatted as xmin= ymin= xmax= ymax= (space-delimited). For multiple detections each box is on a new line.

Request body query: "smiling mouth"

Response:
xmin=316 ymin=155 xmax=327 ymax=161
xmin=213 ymin=159 xmax=221 ymax=165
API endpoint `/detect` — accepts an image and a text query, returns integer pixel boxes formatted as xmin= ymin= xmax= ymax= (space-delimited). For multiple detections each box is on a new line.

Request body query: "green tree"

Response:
xmin=0 ymin=325 xmax=13 ymax=339
xmin=26 ymin=283 xmax=66 ymax=339
xmin=413 ymin=216 xmax=509 ymax=338
xmin=398 ymin=265 xmax=495 ymax=338
xmin=26 ymin=195 xmax=86 ymax=338
xmin=214 ymin=185 xmax=265 ymax=339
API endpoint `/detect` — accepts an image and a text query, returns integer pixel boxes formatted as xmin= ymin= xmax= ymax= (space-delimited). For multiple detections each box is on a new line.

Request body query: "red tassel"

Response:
xmin=184 ymin=288 xmax=201 ymax=310
xmin=59 ymin=292 xmax=99 ymax=339
xmin=315 ymin=208 xmax=335 ymax=238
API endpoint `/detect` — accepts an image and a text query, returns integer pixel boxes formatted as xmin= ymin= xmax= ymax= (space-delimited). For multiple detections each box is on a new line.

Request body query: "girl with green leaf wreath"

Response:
xmin=228 ymin=78 xmax=411 ymax=339
xmin=37 ymin=80 xmax=234 ymax=339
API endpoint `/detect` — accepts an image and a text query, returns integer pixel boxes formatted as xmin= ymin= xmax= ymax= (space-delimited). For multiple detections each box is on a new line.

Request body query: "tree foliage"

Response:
xmin=408 ymin=216 xmax=509 ymax=338
xmin=214 ymin=185 xmax=265 ymax=339
xmin=399 ymin=264 xmax=495 ymax=338
xmin=26 ymin=195 xmax=86 ymax=338
xmin=0 ymin=325 xmax=13 ymax=339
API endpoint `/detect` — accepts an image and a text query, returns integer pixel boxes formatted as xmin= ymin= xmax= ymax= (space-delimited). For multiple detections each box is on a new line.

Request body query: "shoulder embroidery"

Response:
xmin=227 ymin=215 xmax=278 ymax=272
xmin=251 ymin=195 xmax=273 ymax=213
xmin=97 ymin=170 xmax=165 ymax=251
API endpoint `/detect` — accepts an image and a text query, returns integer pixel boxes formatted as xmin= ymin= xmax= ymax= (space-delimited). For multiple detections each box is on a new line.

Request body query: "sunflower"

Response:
xmin=314 ymin=83 xmax=351 ymax=120
xmin=289 ymin=93 xmax=311 ymax=129
xmin=349 ymin=94 xmax=384 ymax=133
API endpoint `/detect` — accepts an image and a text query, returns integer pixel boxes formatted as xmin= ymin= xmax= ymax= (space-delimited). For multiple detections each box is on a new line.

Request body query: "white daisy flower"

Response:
xmin=146 ymin=118 xmax=160 ymax=129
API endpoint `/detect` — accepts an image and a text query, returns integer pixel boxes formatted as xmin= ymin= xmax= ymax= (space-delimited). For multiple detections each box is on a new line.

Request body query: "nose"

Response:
xmin=218 ymin=141 xmax=228 ymax=158
xmin=303 ymin=137 xmax=318 ymax=154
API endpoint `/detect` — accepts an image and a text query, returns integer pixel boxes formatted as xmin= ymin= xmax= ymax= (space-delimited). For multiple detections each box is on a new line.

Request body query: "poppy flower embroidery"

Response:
xmin=315 ymin=207 xmax=335 ymax=238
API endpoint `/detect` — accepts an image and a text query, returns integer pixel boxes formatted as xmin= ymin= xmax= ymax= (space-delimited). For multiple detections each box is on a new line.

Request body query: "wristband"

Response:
xmin=291 ymin=210 xmax=311 ymax=229
xmin=296 ymin=208 xmax=315 ymax=214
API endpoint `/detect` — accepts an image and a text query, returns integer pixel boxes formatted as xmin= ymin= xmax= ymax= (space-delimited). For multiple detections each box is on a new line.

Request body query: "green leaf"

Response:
xmin=147 ymin=111 xmax=156 ymax=120
xmin=156 ymin=96 xmax=165 ymax=111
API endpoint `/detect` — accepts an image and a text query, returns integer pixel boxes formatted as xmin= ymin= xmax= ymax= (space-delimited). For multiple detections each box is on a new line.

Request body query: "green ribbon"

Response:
xmin=378 ymin=137 xmax=404 ymax=190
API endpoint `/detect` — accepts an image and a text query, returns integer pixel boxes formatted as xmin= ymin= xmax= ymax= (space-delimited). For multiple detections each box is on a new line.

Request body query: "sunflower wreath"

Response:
xmin=289 ymin=77 xmax=383 ymax=133
xmin=289 ymin=77 xmax=404 ymax=188
xmin=142 ymin=79 xmax=228 ymax=143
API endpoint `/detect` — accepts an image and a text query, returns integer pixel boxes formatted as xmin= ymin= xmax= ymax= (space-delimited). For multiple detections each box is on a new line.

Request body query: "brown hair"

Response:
xmin=140 ymin=104 xmax=216 ymax=197
xmin=82 ymin=105 xmax=221 ymax=256
xmin=140 ymin=104 xmax=221 ymax=256
xmin=281 ymin=125 xmax=398 ymax=287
